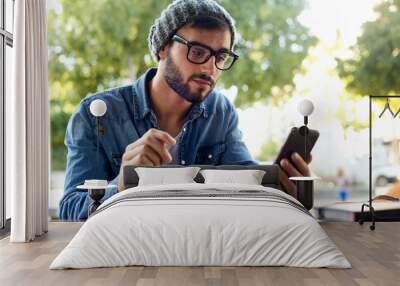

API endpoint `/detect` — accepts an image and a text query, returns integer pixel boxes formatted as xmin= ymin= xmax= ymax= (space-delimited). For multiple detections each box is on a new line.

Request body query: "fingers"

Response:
xmin=117 ymin=129 xmax=177 ymax=193
xmin=144 ymin=128 xmax=176 ymax=146
xmin=278 ymin=152 xmax=312 ymax=198
xmin=124 ymin=152 xmax=155 ymax=167
xmin=124 ymin=128 xmax=175 ymax=165
xmin=280 ymin=152 xmax=311 ymax=177
xmin=147 ymin=135 xmax=173 ymax=163
xmin=124 ymin=145 xmax=162 ymax=166
xmin=124 ymin=137 xmax=172 ymax=164
xmin=278 ymin=167 xmax=297 ymax=198
xmin=280 ymin=157 xmax=302 ymax=177
xmin=125 ymin=128 xmax=176 ymax=152
xmin=294 ymin=153 xmax=311 ymax=176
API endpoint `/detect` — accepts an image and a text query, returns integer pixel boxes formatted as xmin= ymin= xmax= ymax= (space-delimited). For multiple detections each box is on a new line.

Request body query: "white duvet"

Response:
xmin=50 ymin=183 xmax=351 ymax=269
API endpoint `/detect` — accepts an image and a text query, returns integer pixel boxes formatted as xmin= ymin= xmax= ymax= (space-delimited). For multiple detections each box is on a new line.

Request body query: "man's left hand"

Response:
xmin=278 ymin=152 xmax=313 ymax=198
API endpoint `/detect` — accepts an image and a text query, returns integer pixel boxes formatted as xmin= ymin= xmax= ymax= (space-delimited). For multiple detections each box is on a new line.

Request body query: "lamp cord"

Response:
xmin=96 ymin=117 xmax=100 ymax=164
xmin=304 ymin=116 xmax=308 ymax=161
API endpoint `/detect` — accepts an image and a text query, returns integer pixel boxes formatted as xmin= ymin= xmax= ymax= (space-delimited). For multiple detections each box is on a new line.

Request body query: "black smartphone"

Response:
xmin=274 ymin=127 xmax=319 ymax=165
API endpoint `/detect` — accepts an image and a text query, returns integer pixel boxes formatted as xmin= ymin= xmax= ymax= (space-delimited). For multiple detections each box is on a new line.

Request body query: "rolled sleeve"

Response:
xmin=59 ymin=100 xmax=117 ymax=220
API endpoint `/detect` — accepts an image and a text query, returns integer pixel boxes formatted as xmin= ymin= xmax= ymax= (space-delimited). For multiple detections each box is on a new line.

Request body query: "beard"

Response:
xmin=164 ymin=55 xmax=215 ymax=103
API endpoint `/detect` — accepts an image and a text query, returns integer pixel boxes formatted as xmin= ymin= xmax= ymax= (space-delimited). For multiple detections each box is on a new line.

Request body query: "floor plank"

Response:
xmin=0 ymin=222 xmax=399 ymax=286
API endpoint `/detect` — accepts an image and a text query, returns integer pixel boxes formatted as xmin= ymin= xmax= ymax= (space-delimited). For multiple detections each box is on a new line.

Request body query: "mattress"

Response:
xmin=50 ymin=183 xmax=351 ymax=269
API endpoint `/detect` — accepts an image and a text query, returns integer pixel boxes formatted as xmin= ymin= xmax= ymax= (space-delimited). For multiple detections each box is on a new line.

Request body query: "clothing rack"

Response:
xmin=359 ymin=95 xmax=400 ymax=230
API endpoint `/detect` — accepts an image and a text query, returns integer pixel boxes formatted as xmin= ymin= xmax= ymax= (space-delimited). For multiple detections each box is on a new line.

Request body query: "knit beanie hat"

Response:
xmin=148 ymin=0 xmax=237 ymax=62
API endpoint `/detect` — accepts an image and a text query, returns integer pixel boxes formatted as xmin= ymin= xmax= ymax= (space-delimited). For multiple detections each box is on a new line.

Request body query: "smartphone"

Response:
xmin=274 ymin=127 xmax=319 ymax=165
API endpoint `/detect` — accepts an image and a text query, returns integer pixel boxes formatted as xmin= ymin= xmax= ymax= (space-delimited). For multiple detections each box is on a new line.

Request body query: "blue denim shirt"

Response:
xmin=60 ymin=68 xmax=257 ymax=220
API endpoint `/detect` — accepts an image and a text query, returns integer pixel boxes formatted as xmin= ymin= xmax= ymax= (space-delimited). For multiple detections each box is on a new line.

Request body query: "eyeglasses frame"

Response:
xmin=171 ymin=34 xmax=239 ymax=71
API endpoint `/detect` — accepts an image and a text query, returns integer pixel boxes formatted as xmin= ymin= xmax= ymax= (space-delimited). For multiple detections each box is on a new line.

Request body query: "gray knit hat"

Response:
xmin=148 ymin=0 xmax=237 ymax=62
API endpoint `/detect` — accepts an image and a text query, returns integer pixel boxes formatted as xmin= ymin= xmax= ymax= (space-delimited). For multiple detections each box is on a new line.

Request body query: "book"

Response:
xmin=317 ymin=201 xmax=400 ymax=222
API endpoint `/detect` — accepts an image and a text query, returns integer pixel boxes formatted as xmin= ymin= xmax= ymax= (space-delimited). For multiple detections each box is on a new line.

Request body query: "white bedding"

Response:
xmin=50 ymin=183 xmax=351 ymax=269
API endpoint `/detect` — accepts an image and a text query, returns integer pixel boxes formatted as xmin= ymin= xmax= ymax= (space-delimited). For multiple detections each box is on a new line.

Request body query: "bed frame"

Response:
xmin=123 ymin=164 xmax=281 ymax=190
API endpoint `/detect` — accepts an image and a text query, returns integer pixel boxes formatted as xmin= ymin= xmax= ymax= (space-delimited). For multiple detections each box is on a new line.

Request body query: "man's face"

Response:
xmin=160 ymin=26 xmax=231 ymax=103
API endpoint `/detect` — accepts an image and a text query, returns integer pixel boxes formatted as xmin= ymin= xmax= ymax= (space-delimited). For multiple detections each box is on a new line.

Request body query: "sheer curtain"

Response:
xmin=8 ymin=0 xmax=49 ymax=242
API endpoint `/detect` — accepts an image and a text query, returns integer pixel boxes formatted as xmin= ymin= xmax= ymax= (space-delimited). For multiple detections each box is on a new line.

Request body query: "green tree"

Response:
xmin=336 ymin=0 xmax=400 ymax=95
xmin=48 ymin=0 xmax=316 ymax=170
xmin=256 ymin=139 xmax=279 ymax=162
xmin=220 ymin=0 xmax=317 ymax=107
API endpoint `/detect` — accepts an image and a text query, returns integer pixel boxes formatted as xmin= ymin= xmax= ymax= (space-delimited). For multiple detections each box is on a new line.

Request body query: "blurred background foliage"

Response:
xmin=336 ymin=0 xmax=400 ymax=96
xmin=48 ymin=0 xmax=317 ymax=169
xmin=48 ymin=0 xmax=400 ymax=170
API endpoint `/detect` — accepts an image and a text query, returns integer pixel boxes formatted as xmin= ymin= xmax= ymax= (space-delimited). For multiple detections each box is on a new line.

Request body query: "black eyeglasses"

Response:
xmin=172 ymin=34 xmax=239 ymax=71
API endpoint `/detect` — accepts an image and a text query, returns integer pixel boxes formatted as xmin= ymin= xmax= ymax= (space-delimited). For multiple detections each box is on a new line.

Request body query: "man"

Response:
xmin=59 ymin=0 xmax=312 ymax=220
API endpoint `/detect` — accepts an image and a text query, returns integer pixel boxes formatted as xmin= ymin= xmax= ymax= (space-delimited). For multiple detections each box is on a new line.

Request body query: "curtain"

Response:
xmin=8 ymin=0 xmax=49 ymax=242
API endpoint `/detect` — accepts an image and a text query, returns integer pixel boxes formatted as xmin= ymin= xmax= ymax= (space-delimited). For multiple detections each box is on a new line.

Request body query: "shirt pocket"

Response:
xmin=196 ymin=142 xmax=226 ymax=165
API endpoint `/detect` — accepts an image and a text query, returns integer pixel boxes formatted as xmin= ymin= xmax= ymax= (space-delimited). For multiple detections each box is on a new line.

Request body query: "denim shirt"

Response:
xmin=59 ymin=68 xmax=257 ymax=220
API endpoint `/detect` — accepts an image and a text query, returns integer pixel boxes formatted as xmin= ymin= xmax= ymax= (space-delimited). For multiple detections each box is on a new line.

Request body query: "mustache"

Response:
xmin=189 ymin=74 xmax=215 ymax=87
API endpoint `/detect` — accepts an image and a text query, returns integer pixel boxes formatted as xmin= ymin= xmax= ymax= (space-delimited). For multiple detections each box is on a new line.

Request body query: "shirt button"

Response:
xmin=181 ymin=160 xmax=186 ymax=165
xmin=208 ymin=154 xmax=213 ymax=159
xmin=183 ymin=127 xmax=186 ymax=132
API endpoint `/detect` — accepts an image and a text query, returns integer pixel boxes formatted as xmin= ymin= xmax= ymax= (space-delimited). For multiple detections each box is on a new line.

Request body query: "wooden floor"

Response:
xmin=0 ymin=222 xmax=399 ymax=286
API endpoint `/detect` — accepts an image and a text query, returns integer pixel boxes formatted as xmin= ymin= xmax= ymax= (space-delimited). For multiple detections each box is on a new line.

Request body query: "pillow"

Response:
xmin=200 ymin=169 xmax=266 ymax=185
xmin=135 ymin=167 xmax=201 ymax=186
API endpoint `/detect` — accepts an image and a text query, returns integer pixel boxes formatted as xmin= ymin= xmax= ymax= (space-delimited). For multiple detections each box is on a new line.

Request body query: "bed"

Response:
xmin=50 ymin=165 xmax=351 ymax=269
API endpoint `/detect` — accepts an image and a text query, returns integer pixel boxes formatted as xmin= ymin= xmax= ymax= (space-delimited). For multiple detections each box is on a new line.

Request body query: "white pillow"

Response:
xmin=135 ymin=167 xmax=201 ymax=186
xmin=200 ymin=169 xmax=266 ymax=185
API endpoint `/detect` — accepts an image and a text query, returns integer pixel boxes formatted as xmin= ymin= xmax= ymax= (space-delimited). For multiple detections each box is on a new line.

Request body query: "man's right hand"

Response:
xmin=117 ymin=128 xmax=176 ymax=192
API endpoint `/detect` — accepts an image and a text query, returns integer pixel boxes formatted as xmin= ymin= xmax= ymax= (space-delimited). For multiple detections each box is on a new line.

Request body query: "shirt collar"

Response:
xmin=133 ymin=68 xmax=209 ymax=121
